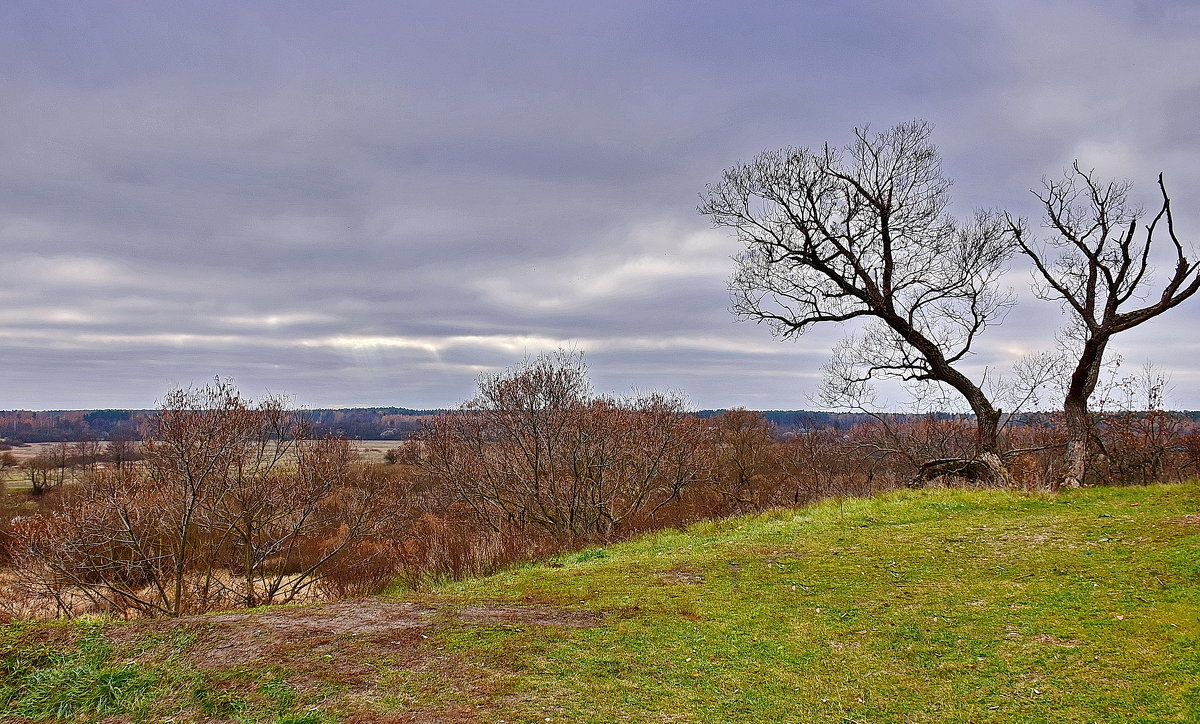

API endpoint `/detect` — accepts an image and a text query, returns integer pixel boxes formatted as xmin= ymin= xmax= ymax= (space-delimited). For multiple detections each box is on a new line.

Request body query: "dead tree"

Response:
xmin=700 ymin=121 xmax=1014 ymax=480
xmin=1009 ymin=165 xmax=1199 ymax=487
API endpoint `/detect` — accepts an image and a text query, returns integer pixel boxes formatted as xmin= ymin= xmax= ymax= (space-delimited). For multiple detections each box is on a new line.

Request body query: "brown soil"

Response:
xmin=656 ymin=568 xmax=706 ymax=586
xmin=117 ymin=599 xmax=600 ymax=671
xmin=100 ymin=598 xmax=602 ymax=723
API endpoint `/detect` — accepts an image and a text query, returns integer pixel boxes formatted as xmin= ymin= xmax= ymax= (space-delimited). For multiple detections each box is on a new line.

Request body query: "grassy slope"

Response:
xmin=2 ymin=483 xmax=1199 ymax=723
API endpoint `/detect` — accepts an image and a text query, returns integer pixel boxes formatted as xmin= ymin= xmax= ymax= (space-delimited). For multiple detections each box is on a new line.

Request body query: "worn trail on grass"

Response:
xmin=120 ymin=599 xmax=602 ymax=671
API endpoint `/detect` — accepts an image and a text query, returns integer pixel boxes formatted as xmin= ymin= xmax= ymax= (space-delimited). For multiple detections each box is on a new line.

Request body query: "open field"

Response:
xmin=0 ymin=443 xmax=66 ymax=491
xmin=0 ymin=440 xmax=399 ymax=491
xmin=1 ymin=482 xmax=1197 ymax=722
xmin=348 ymin=439 xmax=399 ymax=463
xmin=1 ymin=439 xmax=396 ymax=464
xmin=0 ymin=443 xmax=65 ymax=462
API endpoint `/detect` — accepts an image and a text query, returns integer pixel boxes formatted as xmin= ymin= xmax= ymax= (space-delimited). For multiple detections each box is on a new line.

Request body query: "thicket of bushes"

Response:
xmin=1 ymin=355 xmax=1197 ymax=620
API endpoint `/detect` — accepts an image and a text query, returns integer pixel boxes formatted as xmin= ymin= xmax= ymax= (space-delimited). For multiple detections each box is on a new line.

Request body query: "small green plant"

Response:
xmin=574 ymin=548 xmax=608 ymax=563
xmin=260 ymin=674 xmax=298 ymax=713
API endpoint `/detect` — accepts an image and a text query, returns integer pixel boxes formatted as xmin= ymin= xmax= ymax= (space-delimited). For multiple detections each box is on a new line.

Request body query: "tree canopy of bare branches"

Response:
xmin=411 ymin=351 xmax=711 ymax=539
xmin=8 ymin=379 xmax=392 ymax=618
xmin=699 ymin=121 xmax=1013 ymax=476
xmin=1009 ymin=165 xmax=1199 ymax=487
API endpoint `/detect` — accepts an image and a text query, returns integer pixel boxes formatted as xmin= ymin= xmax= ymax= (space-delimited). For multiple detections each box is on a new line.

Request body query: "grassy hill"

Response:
xmin=2 ymin=483 xmax=1199 ymax=723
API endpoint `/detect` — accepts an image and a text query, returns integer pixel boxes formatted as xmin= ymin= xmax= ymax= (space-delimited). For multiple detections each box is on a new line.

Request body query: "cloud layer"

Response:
xmin=2 ymin=1 xmax=1199 ymax=410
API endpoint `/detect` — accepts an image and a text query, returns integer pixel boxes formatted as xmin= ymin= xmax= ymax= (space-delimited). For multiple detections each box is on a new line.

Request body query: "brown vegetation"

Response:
xmin=407 ymin=351 xmax=710 ymax=539
xmin=3 ymin=380 xmax=397 ymax=618
xmin=3 ymin=356 xmax=1199 ymax=622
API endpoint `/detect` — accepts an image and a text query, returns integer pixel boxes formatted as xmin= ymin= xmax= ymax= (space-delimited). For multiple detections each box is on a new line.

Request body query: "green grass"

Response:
xmin=2 ymin=483 xmax=1198 ymax=722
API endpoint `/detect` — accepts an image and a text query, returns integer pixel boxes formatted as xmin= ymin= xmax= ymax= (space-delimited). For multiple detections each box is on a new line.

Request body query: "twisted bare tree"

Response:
xmin=700 ymin=121 xmax=1014 ymax=480
xmin=1009 ymin=165 xmax=1199 ymax=487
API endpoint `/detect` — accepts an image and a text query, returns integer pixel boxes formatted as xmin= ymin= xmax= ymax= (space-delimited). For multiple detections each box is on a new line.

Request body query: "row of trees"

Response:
xmin=0 ymin=440 xmax=140 ymax=496
xmin=0 ymin=408 xmax=443 ymax=445
xmin=701 ymin=121 xmax=1197 ymax=486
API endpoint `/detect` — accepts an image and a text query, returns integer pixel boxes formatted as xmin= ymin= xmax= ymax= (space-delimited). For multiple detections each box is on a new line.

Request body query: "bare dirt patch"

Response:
xmin=341 ymin=707 xmax=483 ymax=724
xmin=1032 ymin=634 xmax=1079 ymax=647
xmin=115 ymin=599 xmax=601 ymax=673
xmin=1172 ymin=513 xmax=1200 ymax=525
xmin=656 ymin=568 xmax=706 ymax=586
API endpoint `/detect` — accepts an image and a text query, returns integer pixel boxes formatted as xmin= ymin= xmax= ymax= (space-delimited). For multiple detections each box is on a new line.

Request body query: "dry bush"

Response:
xmin=846 ymin=416 xmax=975 ymax=478
xmin=411 ymin=352 xmax=712 ymax=541
xmin=778 ymin=428 xmax=882 ymax=502
xmin=2 ymin=380 xmax=398 ymax=618
xmin=318 ymin=540 xmax=407 ymax=598
xmin=1179 ymin=429 xmax=1200 ymax=479
xmin=390 ymin=513 xmax=561 ymax=590
xmin=1092 ymin=366 xmax=1192 ymax=486
xmin=706 ymin=409 xmax=778 ymax=513
xmin=1002 ymin=414 xmax=1067 ymax=491
xmin=1097 ymin=410 xmax=1188 ymax=485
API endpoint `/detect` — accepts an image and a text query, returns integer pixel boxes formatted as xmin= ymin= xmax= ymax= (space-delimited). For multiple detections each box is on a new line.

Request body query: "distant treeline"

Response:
xmin=0 ymin=408 xmax=443 ymax=443
xmin=5 ymin=407 xmax=1200 ymax=444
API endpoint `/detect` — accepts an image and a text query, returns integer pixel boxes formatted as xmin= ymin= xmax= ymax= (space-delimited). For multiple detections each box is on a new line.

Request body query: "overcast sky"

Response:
xmin=2 ymin=1 xmax=1199 ymax=411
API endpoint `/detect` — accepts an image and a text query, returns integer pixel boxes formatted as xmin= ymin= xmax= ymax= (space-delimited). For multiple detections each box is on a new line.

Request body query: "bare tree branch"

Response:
xmin=701 ymin=121 xmax=1013 ymax=469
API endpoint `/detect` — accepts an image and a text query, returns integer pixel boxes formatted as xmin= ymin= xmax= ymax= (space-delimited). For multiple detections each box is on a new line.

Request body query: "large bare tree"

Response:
xmin=1009 ymin=164 xmax=1199 ymax=488
xmin=700 ymin=121 xmax=1013 ymax=477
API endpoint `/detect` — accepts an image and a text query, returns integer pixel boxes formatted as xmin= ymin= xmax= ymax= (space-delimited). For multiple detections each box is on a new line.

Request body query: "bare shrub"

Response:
xmin=411 ymin=352 xmax=712 ymax=541
xmin=706 ymin=409 xmax=777 ymax=513
xmin=1093 ymin=367 xmax=1189 ymax=485
xmin=391 ymin=513 xmax=562 ymax=590
xmin=318 ymin=540 xmax=406 ymax=599
xmin=1002 ymin=414 xmax=1067 ymax=491
xmin=777 ymin=428 xmax=877 ymax=503
xmin=4 ymin=379 xmax=395 ymax=618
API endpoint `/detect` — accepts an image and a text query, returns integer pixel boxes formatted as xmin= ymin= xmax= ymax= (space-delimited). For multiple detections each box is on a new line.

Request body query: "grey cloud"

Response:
xmin=2 ymin=1 xmax=1199 ymax=411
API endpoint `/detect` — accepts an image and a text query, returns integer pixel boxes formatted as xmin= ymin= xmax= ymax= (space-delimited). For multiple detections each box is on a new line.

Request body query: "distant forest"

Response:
xmin=5 ymin=407 xmax=1199 ymax=444
xmin=0 ymin=408 xmax=440 ymax=443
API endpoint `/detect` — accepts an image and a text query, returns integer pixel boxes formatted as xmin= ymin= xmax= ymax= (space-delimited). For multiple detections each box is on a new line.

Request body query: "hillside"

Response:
xmin=2 ymin=483 xmax=1199 ymax=723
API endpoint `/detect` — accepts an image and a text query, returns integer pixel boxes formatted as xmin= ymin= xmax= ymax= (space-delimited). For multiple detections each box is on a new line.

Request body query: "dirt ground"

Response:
xmin=100 ymin=598 xmax=603 ymax=723
xmin=137 ymin=599 xmax=601 ymax=670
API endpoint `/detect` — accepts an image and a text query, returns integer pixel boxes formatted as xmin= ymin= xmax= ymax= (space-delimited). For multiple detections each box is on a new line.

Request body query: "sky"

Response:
xmin=2 ymin=0 xmax=1200 ymax=411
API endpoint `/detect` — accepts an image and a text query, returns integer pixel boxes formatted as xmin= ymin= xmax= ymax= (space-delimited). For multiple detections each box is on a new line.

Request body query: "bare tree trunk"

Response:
xmin=929 ymin=349 xmax=1011 ymax=484
xmin=893 ymin=315 xmax=1011 ymax=483
xmin=973 ymin=406 xmax=1013 ymax=487
xmin=1061 ymin=397 xmax=1090 ymax=488
xmin=972 ymin=402 xmax=1002 ymax=458
xmin=1061 ymin=337 xmax=1107 ymax=489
